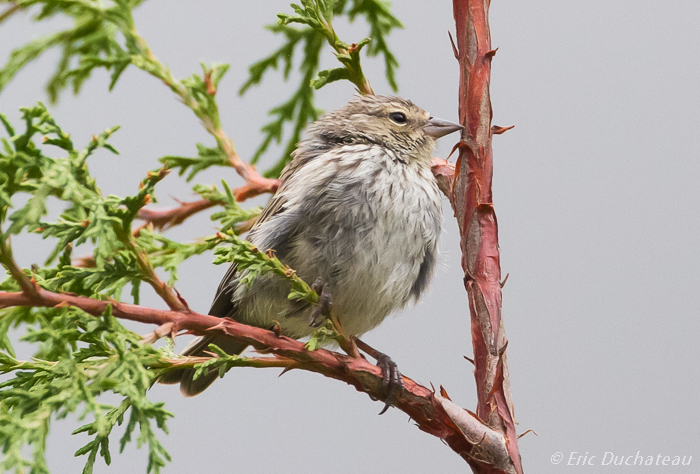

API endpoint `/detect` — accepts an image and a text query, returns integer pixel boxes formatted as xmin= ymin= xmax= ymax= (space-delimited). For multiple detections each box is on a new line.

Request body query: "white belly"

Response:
xmin=235 ymin=145 xmax=443 ymax=338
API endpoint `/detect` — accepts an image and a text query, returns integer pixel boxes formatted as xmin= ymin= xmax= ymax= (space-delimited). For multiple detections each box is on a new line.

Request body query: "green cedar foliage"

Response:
xmin=240 ymin=0 xmax=403 ymax=176
xmin=0 ymin=0 xmax=401 ymax=472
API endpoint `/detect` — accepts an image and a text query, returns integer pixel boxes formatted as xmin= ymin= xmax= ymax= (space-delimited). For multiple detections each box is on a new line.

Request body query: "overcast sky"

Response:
xmin=1 ymin=1 xmax=699 ymax=473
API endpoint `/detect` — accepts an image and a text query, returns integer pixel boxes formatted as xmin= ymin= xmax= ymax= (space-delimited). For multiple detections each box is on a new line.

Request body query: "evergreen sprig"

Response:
xmin=212 ymin=232 xmax=318 ymax=305
xmin=159 ymin=144 xmax=229 ymax=182
xmin=0 ymin=0 xmax=135 ymax=102
xmin=0 ymin=307 xmax=173 ymax=474
xmin=347 ymin=0 xmax=402 ymax=91
xmin=240 ymin=24 xmax=324 ymax=177
xmin=0 ymin=106 xmax=264 ymax=473
xmin=135 ymin=229 xmax=218 ymax=287
xmin=0 ymin=2 xmax=245 ymax=181
xmin=240 ymin=0 xmax=401 ymax=177
xmin=0 ymin=1 xmax=403 ymax=472
xmin=199 ymin=181 xmax=262 ymax=234
xmin=277 ymin=0 xmax=373 ymax=93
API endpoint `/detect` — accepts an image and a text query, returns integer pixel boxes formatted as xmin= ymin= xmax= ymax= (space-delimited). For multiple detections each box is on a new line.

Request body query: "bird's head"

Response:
xmin=306 ymin=95 xmax=462 ymax=162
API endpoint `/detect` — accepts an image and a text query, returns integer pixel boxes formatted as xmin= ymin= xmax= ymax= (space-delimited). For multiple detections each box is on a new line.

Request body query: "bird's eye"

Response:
xmin=389 ymin=112 xmax=407 ymax=124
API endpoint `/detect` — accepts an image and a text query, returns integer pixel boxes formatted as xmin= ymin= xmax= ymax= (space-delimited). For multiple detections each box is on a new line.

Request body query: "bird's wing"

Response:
xmin=206 ymin=150 xmax=313 ymax=319
xmin=160 ymin=153 xmax=315 ymax=391
xmin=181 ymin=187 xmax=293 ymax=362
xmin=208 ymin=196 xmax=290 ymax=316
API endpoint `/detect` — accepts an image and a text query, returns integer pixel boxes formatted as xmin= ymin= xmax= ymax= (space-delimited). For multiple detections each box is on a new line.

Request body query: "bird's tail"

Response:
xmin=158 ymin=336 xmax=248 ymax=397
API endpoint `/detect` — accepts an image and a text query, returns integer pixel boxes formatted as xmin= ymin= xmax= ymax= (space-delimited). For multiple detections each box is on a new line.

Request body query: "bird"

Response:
xmin=160 ymin=95 xmax=462 ymax=403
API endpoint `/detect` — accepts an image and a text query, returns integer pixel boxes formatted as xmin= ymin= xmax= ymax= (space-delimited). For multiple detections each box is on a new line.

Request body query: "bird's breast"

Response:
xmin=287 ymin=146 xmax=443 ymax=335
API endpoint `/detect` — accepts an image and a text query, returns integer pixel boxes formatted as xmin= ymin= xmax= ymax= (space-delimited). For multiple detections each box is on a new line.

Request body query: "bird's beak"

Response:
xmin=423 ymin=117 xmax=463 ymax=138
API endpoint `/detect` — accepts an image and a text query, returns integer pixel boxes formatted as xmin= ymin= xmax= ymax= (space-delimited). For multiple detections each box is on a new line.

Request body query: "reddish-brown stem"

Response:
xmin=135 ymin=171 xmax=275 ymax=233
xmin=231 ymin=178 xmax=278 ymax=201
xmin=450 ymin=1 xmax=523 ymax=473
xmin=0 ymin=238 xmax=39 ymax=302
xmin=0 ymin=286 xmax=503 ymax=459
xmin=140 ymin=322 xmax=175 ymax=344
xmin=132 ymin=246 xmax=189 ymax=312
xmin=0 ymin=3 xmax=21 ymax=25
xmin=162 ymin=355 xmax=293 ymax=370
xmin=431 ymin=157 xmax=456 ymax=197
xmin=137 ymin=199 xmax=220 ymax=231
xmin=211 ymin=126 xmax=280 ymax=199
xmin=134 ymin=177 xmax=272 ymax=232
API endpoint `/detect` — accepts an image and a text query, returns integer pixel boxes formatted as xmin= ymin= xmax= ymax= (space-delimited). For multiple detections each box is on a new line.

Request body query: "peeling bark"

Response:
xmin=449 ymin=0 xmax=524 ymax=472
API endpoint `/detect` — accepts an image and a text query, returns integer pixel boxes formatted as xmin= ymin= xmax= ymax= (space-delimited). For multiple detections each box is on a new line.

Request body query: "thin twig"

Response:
xmin=134 ymin=182 xmax=265 ymax=233
xmin=327 ymin=311 xmax=360 ymax=358
xmin=431 ymin=157 xmax=456 ymax=197
xmin=0 ymin=237 xmax=39 ymax=301
xmin=160 ymin=355 xmax=292 ymax=370
xmin=127 ymin=26 xmax=280 ymax=201
xmin=0 ymin=2 xmax=21 ymax=25
xmin=208 ymin=126 xmax=279 ymax=196
xmin=137 ymin=199 xmax=220 ymax=231
xmin=123 ymin=237 xmax=188 ymax=312
xmin=140 ymin=322 xmax=175 ymax=344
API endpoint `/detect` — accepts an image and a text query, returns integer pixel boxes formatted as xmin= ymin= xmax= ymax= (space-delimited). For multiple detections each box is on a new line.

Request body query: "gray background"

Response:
xmin=1 ymin=1 xmax=699 ymax=472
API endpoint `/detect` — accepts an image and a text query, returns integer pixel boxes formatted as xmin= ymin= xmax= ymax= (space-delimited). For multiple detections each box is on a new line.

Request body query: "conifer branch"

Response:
xmin=122 ymin=28 xmax=280 ymax=199
xmin=0 ymin=282 xmax=510 ymax=465
xmin=136 ymin=199 xmax=220 ymax=231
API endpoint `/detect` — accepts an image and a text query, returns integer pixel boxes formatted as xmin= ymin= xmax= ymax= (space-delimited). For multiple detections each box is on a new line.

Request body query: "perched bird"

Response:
xmin=161 ymin=95 xmax=462 ymax=401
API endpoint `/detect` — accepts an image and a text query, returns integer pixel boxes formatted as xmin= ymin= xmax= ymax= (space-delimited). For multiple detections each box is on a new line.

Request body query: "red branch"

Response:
xmin=450 ymin=1 xmax=523 ymax=473
xmin=137 ymin=199 xmax=219 ymax=231
xmin=136 ymin=175 xmax=277 ymax=232
xmin=136 ymin=168 xmax=277 ymax=232
xmin=212 ymin=128 xmax=280 ymax=200
xmin=0 ymin=287 xmax=508 ymax=462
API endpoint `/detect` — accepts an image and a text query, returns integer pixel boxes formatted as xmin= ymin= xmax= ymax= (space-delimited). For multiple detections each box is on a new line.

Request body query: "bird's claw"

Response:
xmin=353 ymin=337 xmax=403 ymax=414
xmin=376 ymin=353 xmax=403 ymax=415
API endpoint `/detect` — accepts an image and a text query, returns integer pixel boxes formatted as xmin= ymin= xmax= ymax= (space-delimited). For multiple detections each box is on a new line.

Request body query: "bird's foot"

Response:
xmin=308 ymin=277 xmax=360 ymax=358
xmin=309 ymin=277 xmax=332 ymax=327
xmin=354 ymin=337 xmax=404 ymax=415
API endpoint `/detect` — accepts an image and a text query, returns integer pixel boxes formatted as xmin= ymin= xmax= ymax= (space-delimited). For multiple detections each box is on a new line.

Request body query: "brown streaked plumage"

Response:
xmin=160 ymin=95 xmax=462 ymax=397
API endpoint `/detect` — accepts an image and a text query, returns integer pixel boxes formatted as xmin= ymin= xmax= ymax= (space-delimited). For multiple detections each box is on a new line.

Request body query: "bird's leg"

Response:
xmin=354 ymin=337 xmax=403 ymax=415
xmin=330 ymin=314 xmax=361 ymax=359
xmin=309 ymin=277 xmax=331 ymax=327
xmin=308 ymin=277 xmax=360 ymax=358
